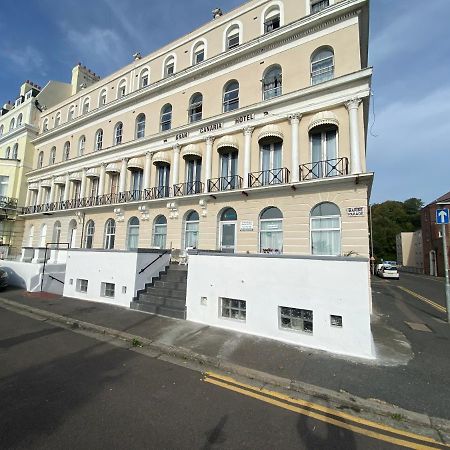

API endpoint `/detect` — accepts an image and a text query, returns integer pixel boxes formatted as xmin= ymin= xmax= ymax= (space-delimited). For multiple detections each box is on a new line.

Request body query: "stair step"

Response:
xmin=130 ymin=301 xmax=186 ymax=319
xmin=168 ymin=264 xmax=188 ymax=271
xmin=160 ymin=273 xmax=188 ymax=282
xmin=153 ymin=280 xmax=187 ymax=290
xmin=145 ymin=287 xmax=186 ymax=299
xmin=138 ymin=295 xmax=186 ymax=309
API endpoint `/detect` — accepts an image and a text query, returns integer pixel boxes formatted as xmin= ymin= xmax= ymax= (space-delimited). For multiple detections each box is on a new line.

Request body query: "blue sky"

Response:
xmin=1 ymin=0 xmax=448 ymax=205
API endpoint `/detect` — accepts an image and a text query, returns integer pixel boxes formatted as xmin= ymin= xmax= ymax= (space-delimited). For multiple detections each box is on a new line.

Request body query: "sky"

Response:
xmin=0 ymin=0 xmax=448 ymax=205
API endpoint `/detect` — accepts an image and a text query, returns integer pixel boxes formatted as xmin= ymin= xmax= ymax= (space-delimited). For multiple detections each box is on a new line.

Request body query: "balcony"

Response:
xmin=300 ymin=158 xmax=349 ymax=181
xmin=248 ymin=168 xmax=290 ymax=188
xmin=173 ymin=181 xmax=203 ymax=196
xmin=208 ymin=175 xmax=243 ymax=192
xmin=0 ymin=196 xmax=19 ymax=221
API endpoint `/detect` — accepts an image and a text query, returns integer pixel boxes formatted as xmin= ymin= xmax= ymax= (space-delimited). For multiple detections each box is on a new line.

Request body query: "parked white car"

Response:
xmin=377 ymin=263 xmax=400 ymax=280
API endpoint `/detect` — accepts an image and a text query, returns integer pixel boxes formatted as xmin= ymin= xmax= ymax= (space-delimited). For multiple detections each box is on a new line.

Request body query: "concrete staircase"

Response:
xmin=130 ymin=264 xmax=187 ymax=319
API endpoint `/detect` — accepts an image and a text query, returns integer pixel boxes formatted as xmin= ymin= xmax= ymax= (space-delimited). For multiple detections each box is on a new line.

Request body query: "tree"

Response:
xmin=371 ymin=198 xmax=423 ymax=262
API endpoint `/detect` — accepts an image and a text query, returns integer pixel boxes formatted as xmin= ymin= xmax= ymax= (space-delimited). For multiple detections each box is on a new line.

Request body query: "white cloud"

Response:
xmin=0 ymin=45 xmax=46 ymax=76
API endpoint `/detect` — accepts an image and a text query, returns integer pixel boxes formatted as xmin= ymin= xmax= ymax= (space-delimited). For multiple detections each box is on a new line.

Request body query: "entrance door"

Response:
xmin=220 ymin=222 xmax=236 ymax=252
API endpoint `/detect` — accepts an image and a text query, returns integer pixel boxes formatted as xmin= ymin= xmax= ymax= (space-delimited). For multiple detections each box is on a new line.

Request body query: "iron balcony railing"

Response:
xmin=300 ymin=157 xmax=349 ymax=181
xmin=173 ymin=181 xmax=203 ymax=196
xmin=0 ymin=196 xmax=18 ymax=210
xmin=208 ymin=175 xmax=243 ymax=192
xmin=248 ymin=168 xmax=290 ymax=188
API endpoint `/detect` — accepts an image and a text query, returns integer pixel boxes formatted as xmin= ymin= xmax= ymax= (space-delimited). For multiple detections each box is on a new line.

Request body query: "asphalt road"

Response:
xmin=0 ymin=307 xmax=417 ymax=450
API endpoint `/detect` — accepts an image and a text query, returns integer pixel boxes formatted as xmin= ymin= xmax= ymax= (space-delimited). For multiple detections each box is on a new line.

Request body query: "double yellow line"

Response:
xmin=204 ymin=372 xmax=448 ymax=449
xmin=398 ymin=286 xmax=447 ymax=314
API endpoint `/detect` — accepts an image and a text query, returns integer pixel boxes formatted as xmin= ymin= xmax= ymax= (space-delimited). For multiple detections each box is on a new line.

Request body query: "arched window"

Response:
xmin=12 ymin=144 xmax=18 ymax=159
xmin=192 ymin=40 xmax=206 ymax=65
xmin=55 ymin=113 xmax=61 ymax=127
xmin=135 ymin=114 xmax=145 ymax=139
xmin=223 ymin=80 xmax=239 ymax=112
xmin=164 ymin=55 xmax=176 ymax=77
xmin=17 ymin=113 xmax=23 ymax=127
xmin=82 ymin=98 xmax=90 ymax=114
xmin=262 ymin=65 xmax=282 ymax=100
xmin=5 ymin=147 xmax=11 ymax=159
xmin=43 ymin=118 xmax=49 ymax=132
xmin=225 ymin=24 xmax=241 ymax=50
xmin=117 ymin=79 xmax=127 ymax=98
xmin=218 ymin=145 xmax=238 ymax=190
xmin=40 ymin=224 xmax=47 ymax=247
xmin=311 ymin=47 xmax=334 ymax=85
xmin=28 ymin=225 xmax=35 ymax=247
xmin=140 ymin=68 xmax=149 ymax=88
xmin=63 ymin=141 xmax=70 ymax=161
xmin=310 ymin=202 xmax=341 ymax=255
xmin=219 ymin=208 xmax=237 ymax=252
xmin=184 ymin=210 xmax=199 ymax=249
xmin=49 ymin=147 xmax=56 ymax=165
xmin=263 ymin=4 xmax=281 ymax=33
xmin=78 ymin=136 xmax=86 ymax=156
xmin=37 ymin=151 xmax=44 ymax=168
xmin=127 ymin=217 xmax=140 ymax=250
xmin=68 ymin=219 xmax=78 ymax=248
xmin=114 ymin=122 xmax=123 ymax=145
xmin=259 ymin=207 xmax=283 ymax=253
xmin=99 ymin=89 xmax=107 ymax=106
xmin=0 ymin=125 xmax=3 ymax=136
xmin=309 ymin=123 xmax=338 ymax=178
xmin=68 ymin=106 xmax=75 ymax=121
xmin=153 ymin=215 xmax=167 ymax=249
xmin=189 ymin=93 xmax=203 ymax=123
xmin=52 ymin=221 xmax=61 ymax=246
xmin=95 ymin=129 xmax=103 ymax=151
xmin=85 ymin=220 xmax=95 ymax=248
xmin=160 ymin=104 xmax=172 ymax=131
xmin=9 ymin=118 xmax=15 ymax=130
xmin=104 ymin=218 xmax=116 ymax=249
xmin=259 ymin=134 xmax=283 ymax=185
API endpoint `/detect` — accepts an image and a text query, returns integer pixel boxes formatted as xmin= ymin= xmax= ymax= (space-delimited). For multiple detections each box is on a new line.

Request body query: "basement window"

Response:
xmin=330 ymin=315 xmax=343 ymax=327
xmin=101 ymin=282 xmax=115 ymax=298
xmin=76 ymin=279 xmax=88 ymax=293
xmin=221 ymin=297 xmax=246 ymax=321
xmin=279 ymin=307 xmax=313 ymax=333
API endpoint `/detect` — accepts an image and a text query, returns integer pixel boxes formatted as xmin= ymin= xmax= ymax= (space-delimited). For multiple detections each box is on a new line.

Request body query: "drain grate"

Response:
xmin=404 ymin=322 xmax=432 ymax=332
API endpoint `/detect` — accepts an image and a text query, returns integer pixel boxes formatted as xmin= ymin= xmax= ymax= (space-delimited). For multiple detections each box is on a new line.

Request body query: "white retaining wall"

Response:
xmin=63 ymin=249 xmax=171 ymax=307
xmin=186 ymin=253 xmax=374 ymax=359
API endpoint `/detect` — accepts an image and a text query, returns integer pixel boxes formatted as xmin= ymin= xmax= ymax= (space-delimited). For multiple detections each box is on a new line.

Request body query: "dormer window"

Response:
xmin=25 ymin=91 xmax=32 ymax=100
xmin=15 ymin=98 xmax=23 ymax=107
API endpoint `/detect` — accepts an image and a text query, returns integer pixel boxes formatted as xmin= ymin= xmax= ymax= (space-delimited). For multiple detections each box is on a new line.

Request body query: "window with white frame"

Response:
xmin=78 ymin=136 xmax=86 ymax=156
xmin=192 ymin=41 xmax=205 ymax=65
xmin=55 ymin=113 xmax=61 ymax=127
xmin=85 ymin=220 xmax=95 ymax=248
xmin=140 ymin=68 xmax=149 ymax=88
xmin=76 ymin=279 xmax=89 ymax=293
xmin=136 ymin=113 xmax=145 ymax=139
xmin=259 ymin=138 xmax=282 ymax=184
xmin=189 ymin=93 xmax=203 ymax=123
xmin=101 ymin=282 xmax=115 ymax=298
xmin=226 ymin=25 xmax=240 ymax=50
xmin=264 ymin=6 xmax=280 ymax=33
xmin=89 ymin=177 xmax=99 ymax=198
xmin=330 ymin=315 xmax=343 ymax=327
xmin=82 ymin=99 xmax=90 ymax=114
xmin=311 ymin=47 xmax=334 ymax=85
xmin=43 ymin=118 xmax=49 ymax=132
xmin=114 ymin=122 xmax=123 ymax=145
xmin=279 ymin=307 xmax=313 ymax=333
xmin=17 ymin=114 xmax=23 ymax=127
xmin=49 ymin=147 xmax=56 ymax=165
xmin=12 ymin=144 xmax=18 ymax=159
xmin=37 ymin=151 xmax=44 ymax=168
xmin=63 ymin=141 xmax=70 ymax=161
xmin=311 ymin=0 xmax=329 ymax=14
xmin=160 ymin=104 xmax=172 ymax=131
xmin=0 ymin=125 xmax=3 ymax=136
xmin=9 ymin=118 xmax=15 ymax=130
xmin=95 ymin=129 xmax=103 ymax=151
xmin=130 ymin=169 xmax=143 ymax=192
xmin=118 ymin=80 xmax=127 ymax=98
xmin=5 ymin=147 xmax=11 ymax=159
xmin=259 ymin=207 xmax=283 ymax=253
xmin=184 ymin=210 xmax=199 ymax=249
xmin=39 ymin=224 xmax=47 ymax=247
xmin=262 ymin=65 xmax=282 ymax=100
xmin=153 ymin=215 xmax=167 ymax=249
xmin=310 ymin=202 xmax=341 ymax=256
xmin=0 ymin=176 xmax=9 ymax=197
xmin=68 ymin=106 xmax=75 ymax=121
xmin=104 ymin=218 xmax=116 ymax=249
xmin=127 ymin=216 xmax=140 ymax=250
xmin=221 ymin=297 xmax=246 ymax=321
xmin=223 ymin=80 xmax=239 ymax=112
xmin=310 ymin=125 xmax=338 ymax=177
xmin=99 ymin=89 xmax=107 ymax=106
xmin=164 ymin=56 xmax=175 ymax=77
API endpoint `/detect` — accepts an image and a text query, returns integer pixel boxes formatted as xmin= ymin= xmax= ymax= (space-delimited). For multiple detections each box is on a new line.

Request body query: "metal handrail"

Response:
xmin=248 ymin=167 xmax=290 ymax=187
xmin=138 ymin=249 xmax=171 ymax=275
xmin=300 ymin=157 xmax=349 ymax=181
xmin=208 ymin=175 xmax=243 ymax=192
xmin=173 ymin=181 xmax=203 ymax=196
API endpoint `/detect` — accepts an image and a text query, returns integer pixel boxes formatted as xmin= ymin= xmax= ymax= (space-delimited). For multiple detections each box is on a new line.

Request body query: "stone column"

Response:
xmin=243 ymin=126 xmax=254 ymax=188
xmin=204 ymin=136 xmax=214 ymax=193
xmin=63 ymin=173 xmax=70 ymax=201
xmin=171 ymin=144 xmax=181 ymax=187
xmin=25 ymin=188 xmax=31 ymax=207
xmin=289 ymin=114 xmax=301 ymax=183
xmin=345 ymin=98 xmax=363 ymax=175
xmin=36 ymin=181 xmax=43 ymax=205
xmin=49 ymin=177 xmax=56 ymax=203
xmin=118 ymin=158 xmax=128 ymax=193
xmin=80 ymin=169 xmax=87 ymax=199
xmin=143 ymin=152 xmax=152 ymax=190
xmin=98 ymin=163 xmax=106 ymax=197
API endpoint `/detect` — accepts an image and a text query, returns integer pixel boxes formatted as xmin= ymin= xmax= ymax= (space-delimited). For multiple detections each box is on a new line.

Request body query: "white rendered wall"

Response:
xmin=63 ymin=249 xmax=170 ymax=307
xmin=186 ymin=254 xmax=374 ymax=359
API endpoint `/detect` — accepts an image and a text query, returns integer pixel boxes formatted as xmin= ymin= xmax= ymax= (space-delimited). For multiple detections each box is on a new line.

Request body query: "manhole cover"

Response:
xmin=405 ymin=322 xmax=432 ymax=332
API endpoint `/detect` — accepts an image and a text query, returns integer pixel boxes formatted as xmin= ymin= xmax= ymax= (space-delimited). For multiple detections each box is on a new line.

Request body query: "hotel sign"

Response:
xmin=347 ymin=207 xmax=365 ymax=217
xmin=200 ymin=122 xmax=223 ymax=133
xmin=235 ymin=113 xmax=255 ymax=125
xmin=176 ymin=131 xmax=189 ymax=140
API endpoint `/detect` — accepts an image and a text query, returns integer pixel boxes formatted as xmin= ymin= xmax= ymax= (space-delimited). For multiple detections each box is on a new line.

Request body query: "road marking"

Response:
xmin=204 ymin=372 xmax=448 ymax=449
xmin=398 ymin=287 xmax=447 ymax=313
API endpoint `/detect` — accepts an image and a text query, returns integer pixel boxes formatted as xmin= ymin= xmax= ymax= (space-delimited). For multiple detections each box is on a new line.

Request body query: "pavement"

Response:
xmin=0 ymin=271 xmax=449 ymax=442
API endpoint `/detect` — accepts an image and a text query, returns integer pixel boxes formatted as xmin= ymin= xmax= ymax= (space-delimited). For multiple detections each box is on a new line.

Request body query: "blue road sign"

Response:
xmin=436 ymin=208 xmax=449 ymax=224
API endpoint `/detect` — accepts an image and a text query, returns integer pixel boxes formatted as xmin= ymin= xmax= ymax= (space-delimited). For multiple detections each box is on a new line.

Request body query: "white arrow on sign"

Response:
xmin=439 ymin=210 xmax=448 ymax=222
